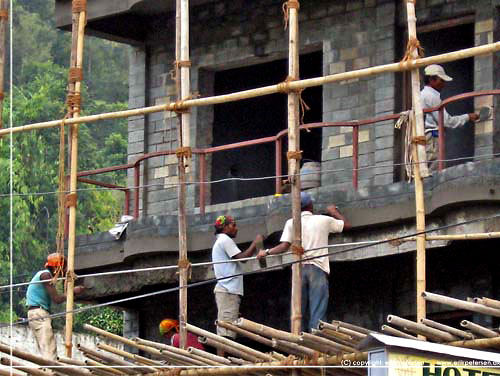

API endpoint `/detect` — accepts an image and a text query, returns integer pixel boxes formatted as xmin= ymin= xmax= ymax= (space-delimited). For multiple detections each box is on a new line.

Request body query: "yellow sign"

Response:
xmin=387 ymin=352 xmax=499 ymax=376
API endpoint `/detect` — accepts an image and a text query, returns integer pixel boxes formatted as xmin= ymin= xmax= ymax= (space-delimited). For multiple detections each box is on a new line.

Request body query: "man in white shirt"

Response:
xmin=257 ymin=192 xmax=351 ymax=332
xmin=420 ymin=64 xmax=478 ymax=171
xmin=212 ymin=215 xmax=263 ymax=353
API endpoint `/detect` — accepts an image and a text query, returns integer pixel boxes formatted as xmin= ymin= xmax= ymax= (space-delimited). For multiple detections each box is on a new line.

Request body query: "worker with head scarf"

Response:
xmin=159 ymin=318 xmax=205 ymax=350
xmin=26 ymin=253 xmax=85 ymax=360
xmin=421 ymin=64 xmax=479 ymax=172
xmin=212 ymin=215 xmax=263 ymax=355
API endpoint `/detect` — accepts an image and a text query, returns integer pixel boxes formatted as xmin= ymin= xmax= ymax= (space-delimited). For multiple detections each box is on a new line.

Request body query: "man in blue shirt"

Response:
xmin=212 ymin=215 xmax=262 ymax=354
xmin=26 ymin=253 xmax=85 ymax=360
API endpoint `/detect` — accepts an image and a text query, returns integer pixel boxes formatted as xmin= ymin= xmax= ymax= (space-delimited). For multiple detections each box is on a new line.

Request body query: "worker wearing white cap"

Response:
xmin=421 ymin=64 xmax=478 ymax=172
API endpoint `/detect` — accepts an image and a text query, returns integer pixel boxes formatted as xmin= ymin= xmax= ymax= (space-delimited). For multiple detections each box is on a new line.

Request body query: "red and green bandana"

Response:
xmin=214 ymin=215 xmax=234 ymax=229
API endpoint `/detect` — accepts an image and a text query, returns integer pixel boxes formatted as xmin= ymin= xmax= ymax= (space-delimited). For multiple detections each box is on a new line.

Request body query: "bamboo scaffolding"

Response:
xmin=76 ymin=344 xmax=141 ymax=375
xmin=272 ymin=340 xmax=316 ymax=358
xmin=405 ymin=0 xmax=428 ymax=329
xmin=65 ymin=0 xmax=87 ymax=358
xmin=329 ymin=321 xmax=374 ymax=336
xmin=96 ymin=343 xmax=163 ymax=370
xmin=216 ymin=320 xmax=274 ymax=349
xmin=319 ymin=322 xmax=366 ymax=340
xmin=83 ymin=359 xmax=122 ymax=376
xmin=460 ymin=320 xmax=498 ymax=338
xmin=380 ymin=325 xmax=421 ymax=340
xmin=186 ymin=323 xmax=274 ymax=362
xmin=0 ymin=356 xmax=53 ymax=376
xmin=133 ymin=338 xmax=195 ymax=361
xmin=447 ymin=336 xmax=500 ymax=350
xmin=420 ymin=318 xmax=474 ymax=340
xmin=386 ymin=315 xmax=458 ymax=342
xmin=187 ymin=348 xmax=232 ymax=365
xmin=234 ymin=318 xmax=301 ymax=343
xmin=404 ymin=232 xmax=500 ymax=241
xmin=474 ymin=297 xmax=500 ymax=310
xmin=422 ymin=292 xmax=500 ymax=318
xmin=1 ymin=42 xmax=497 ymax=135
xmin=198 ymin=337 xmax=260 ymax=363
xmin=300 ymin=333 xmax=357 ymax=354
xmin=0 ymin=0 xmax=7 ymax=129
xmin=311 ymin=329 xmax=358 ymax=348
xmin=0 ymin=342 xmax=90 ymax=376
xmin=0 ymin=366 xmax=24 ymax=376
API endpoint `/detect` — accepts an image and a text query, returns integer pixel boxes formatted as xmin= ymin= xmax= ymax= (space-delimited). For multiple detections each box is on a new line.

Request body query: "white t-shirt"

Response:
xmin=212 ymin=233 xmax=244 ymax=295
xmin=280 ymin=211 xmax=344 ymax=274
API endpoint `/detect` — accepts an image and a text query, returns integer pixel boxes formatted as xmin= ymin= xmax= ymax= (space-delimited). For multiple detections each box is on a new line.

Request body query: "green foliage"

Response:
xmin=0 ymin=1 xmax=130 ymax=328
xmin=74 ymin=306 xmax=123 ymax=335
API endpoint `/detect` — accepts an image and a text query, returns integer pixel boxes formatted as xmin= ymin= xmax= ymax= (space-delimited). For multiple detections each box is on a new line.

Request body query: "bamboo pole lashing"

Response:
xmin=460 ymin=320 xmax=498 ymax=338
xmin=420 ymin=318 xmax=474 ymax=340
xmin=380 ymin=325 xmax=422 ymax=340
xmin=422 ymin=292 xmax=500 ymax=318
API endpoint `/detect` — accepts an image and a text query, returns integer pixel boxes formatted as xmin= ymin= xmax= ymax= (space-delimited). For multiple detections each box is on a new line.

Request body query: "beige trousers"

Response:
xmin=426 ymin=132 xmax=439 ymax=173
xmin=28 ymin=308 xmax=57 ymax=360
xmin=215 ymin=291 xmax=241 ymax=338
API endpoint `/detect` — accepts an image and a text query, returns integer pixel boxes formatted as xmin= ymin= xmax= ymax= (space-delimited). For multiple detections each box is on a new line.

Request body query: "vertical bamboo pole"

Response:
xmin=287 ymin=1 xmax=303 ymax=337
xmin=0 ymin=0 xmax=8 ymax=129
xmin=65 ymin=4 xmax=87 ymax=357
xmin=176 ymin=0 xmax=191 ymax=350
xmin=405 ymin=0 xmax=427 ymax=325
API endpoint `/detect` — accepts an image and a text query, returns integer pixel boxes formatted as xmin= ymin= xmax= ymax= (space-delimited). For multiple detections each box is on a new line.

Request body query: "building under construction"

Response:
xmin=2 ymin=0 xmax=500 ymax=374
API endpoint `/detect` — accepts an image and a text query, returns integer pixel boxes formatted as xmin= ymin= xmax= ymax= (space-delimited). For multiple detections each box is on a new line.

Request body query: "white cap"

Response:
xmin=424 ymin=64 xmax=453 ymax=81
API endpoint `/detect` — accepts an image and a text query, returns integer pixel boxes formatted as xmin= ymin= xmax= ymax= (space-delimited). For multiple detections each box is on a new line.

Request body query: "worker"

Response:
xmin=421 ymin=64 xmax=479 ymax=172
xmin=257 ymin=192 xmax=351 ymax=332
xmin=26 ymin=253 xmax=85 ymax=360
xmin=159 ymin=318 xmax=205 ymax=350
xmin=212 ymin=215 xmax=263 ymax=355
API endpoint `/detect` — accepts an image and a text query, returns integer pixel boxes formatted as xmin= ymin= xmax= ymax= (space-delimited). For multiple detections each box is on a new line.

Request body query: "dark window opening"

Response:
xmin=211 ymin=51 xmax=322 ymax=205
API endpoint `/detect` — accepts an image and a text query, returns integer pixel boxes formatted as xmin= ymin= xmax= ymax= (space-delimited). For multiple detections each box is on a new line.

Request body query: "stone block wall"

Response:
xmin=127 ymin=0 xmax=499 ymax=216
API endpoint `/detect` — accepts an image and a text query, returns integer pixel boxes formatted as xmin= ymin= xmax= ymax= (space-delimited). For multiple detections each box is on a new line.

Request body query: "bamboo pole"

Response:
xmin=76 ymin=345 xmax=140 ymax=375
xmin=216 ymin=320 xmax=274 ymax=348
xmin=197 ymin=337 xmax=260 ymax=363
xmin=447 ymin=336 xmax=500 ymax=350
xmin=234 ymin=318 xmax=301 ymax=343
xmin=0 ymin=0 xmax=7 ymax=129
xmin=133 ymin=338 xmax=212 ymax=365
xmin=380 ymin=325 xmax=421 ymax=340
xmin=422 ymin=292 xmax=500 ymax=317
xmin=319 ymin=322 xmax=367 ymax=340
xmin=300 ymin=333 xmax=357 ymax=354
xmin=404 ymin=232 xmax=500 ymax=241
xmin=272 ymin=339 xmax=316 ymax=358
xmin=286 ymin=0 xmax=303 ymax=337
xmin=405 ymin=0 xmax=428 ymax=327
xmin=329 ymin=321 xmax=375 ymax=336
xmin=187 ymin=348 xmax=232 ymax=365
xmin=386 ymin=315 xmax=458 ymax=342
xmin=0 ymin=356 xmax=54 ymax=376
xmin=0 ymin=366 xmax=24 ymax=376
xmin=65 ymin=2 xmax=87 ymax=358
xmin=186 ymin=323 xmax=274 ymax=362
xmin=311 ymin=329 xmax=357 ymax=348
xmin=460 ymin=320 xmax=498 ymax=338
xmin=83 ymin=359 xmax=123 ymax=376
xmin=420 ymin=318 xmax=474 ymax=340
xmin=96 ymin=343 xmax=163 ymax=370
xmin=475 ymin=297 xmax=500 ymax=310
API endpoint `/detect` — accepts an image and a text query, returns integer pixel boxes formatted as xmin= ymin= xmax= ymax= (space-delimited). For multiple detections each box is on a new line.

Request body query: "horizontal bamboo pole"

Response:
xmin=96 ymin=343 xmax=162 ymax=370
xmin=318 ymin=322 xmax=366 ymax=340
xmin=422 ymin=292 xmax=500 ymax=318
xmin=271 ymin=339 xmax=316 ymax=358
xmin=134 ymin=338 xmax=197 ymax=362
xmin=216 ymin=320 xmax=274 ymax=348
xmin=1 ymin=356 xmax=53 ymax=376
xmin=234 ymin=318 xmax=301 ymax=343
xmin=329 ymin=321 xmax=374 ymax=336
xmin=187 ymin=347 xmax=231 ymax=365
xmin=300 ymin=332 xmax=357 ymax=354
xmin=447 ymin=335 xmax=500 ymax=350
xmin=76 ymin=345 xmax=140 ymax=375
xmin=404 ymin=232 xmax=500 ymax=242
xmin=83 ymin=359 xmax=122 ymax=376
xmin=386 ymin=315 xmax=458 ymax=342
xmin=420 ymin=319 xmax=474 ymax=340
xmin=460 ymin=320 xmax=498 ymax=338
xmin=311 ymin=329 xmax=357 ymax=348
xmin=474 ymin=297 xmax=500 ymax=310
xmin=198 ymin=337 xmax=260 ymax=363
xmin=57 ymin=356 xmax=88 ymax=367
xmin=186 ymin=323 xmax=273 ymax=362
xmin=0 ymin=342 xmax=90 ymax=376
xmin=226 ymin=357 xmax=251 ymax=366
xmin=381 ymin=325 xmax=421 ymax=340
xmin=0 ymin=366 xmax=24 ymax=376
xmin=3 ymin=42 xmax=499 ymax=137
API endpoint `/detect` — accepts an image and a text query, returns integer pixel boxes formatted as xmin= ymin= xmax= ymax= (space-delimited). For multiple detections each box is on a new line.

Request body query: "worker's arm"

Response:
xmin=232 ymin=234 xmax=264 ymax=259
xmin=41 ymin=272 xmax=85 ymax=304
xmin=256 ymin=241 xmax=291 ymax=259
xmin=327 ymin=205 xmax=351 ymax=231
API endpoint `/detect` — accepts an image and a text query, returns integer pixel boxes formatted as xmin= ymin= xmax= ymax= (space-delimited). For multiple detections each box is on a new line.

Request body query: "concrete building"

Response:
xmin=55 ymin=0 xmax=500 ymax=343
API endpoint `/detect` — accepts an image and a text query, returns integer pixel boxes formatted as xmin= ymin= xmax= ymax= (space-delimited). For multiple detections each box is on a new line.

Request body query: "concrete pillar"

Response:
xmin=123 ymin=308 xmax=140 ymax=354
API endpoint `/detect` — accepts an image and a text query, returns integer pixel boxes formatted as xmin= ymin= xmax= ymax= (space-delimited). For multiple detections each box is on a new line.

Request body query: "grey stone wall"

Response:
xmin=127 ymin=0 xmax=500 ymax=215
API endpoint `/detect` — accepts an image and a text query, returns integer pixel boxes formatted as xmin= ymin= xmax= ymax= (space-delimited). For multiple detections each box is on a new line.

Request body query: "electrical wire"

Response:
xmin=3 ymin=211 xmax=499 ymax=328
xmin=9 ymin=0 xmax=14 ymax=366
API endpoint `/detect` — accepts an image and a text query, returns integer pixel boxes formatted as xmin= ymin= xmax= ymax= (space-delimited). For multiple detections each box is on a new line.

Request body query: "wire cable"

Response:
xmin=3 ymin=211 xmax=500 ymax=328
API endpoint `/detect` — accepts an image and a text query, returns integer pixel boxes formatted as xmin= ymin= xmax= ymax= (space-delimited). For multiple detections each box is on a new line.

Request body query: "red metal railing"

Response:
xmin=76 ymin=90 xmax=498 ymax=218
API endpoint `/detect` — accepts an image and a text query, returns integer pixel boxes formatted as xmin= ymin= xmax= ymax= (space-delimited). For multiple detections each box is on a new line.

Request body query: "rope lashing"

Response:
xmin=0 ymin=9 xmax=8 ymax=20
xmin=277 ymin=76 xmax=295 ymax=94
xmin=176 ymin=146 xmax=192 ymax=159
xmin=170 ymin=100 xmax=189 ymax=114
xmin=287 ymin=150 xmax=303 ymax=161
xmin=280 ymin=355 xmax=297 ymax=366
xmin=401 ymin=37 xmax=424 ymax=63
xmin=68 ymin=67 xmax=83 ymax=83
xmin=291 ymin=244 xmax=304 ymax=255
xmin=65 ymin=193 xmax=77 ymax=208
xmin=277 ymin=77 xmax=311 ymax=125
xmin=412 ymin=135 xmax=426 ymax=145
xmin=282 ymin=0 xmax=300 ymax=29
xmin=66 ymin=92 xmax=82 ymax=115
xmin=178 ymin=258 xmax=192 ymax=280
xmin=72 ymin=0 xmax=87 ymax=13
xmin=170 ymin=60 xmax=192 ymax=80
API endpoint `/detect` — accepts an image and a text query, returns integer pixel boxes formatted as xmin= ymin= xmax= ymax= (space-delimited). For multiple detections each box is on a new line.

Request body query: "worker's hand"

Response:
xmin=255 ymin=234 xmax=264 ymax=243
xmin=256 ymin=249 xmax=268 ymax=259
xmin=469 ymin=113 xmax=479 ymax=122
xmin=327 ymin=205 xmax=340 ymax=216
xmin=74 ymin=286 xmax=86 ymax=295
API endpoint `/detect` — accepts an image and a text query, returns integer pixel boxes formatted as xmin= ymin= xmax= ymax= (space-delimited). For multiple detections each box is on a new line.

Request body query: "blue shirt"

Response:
xmin=212 ymin=233 xmax=244 ymax=295
xmin=26 ymin=270 xmax=52 ymax=312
